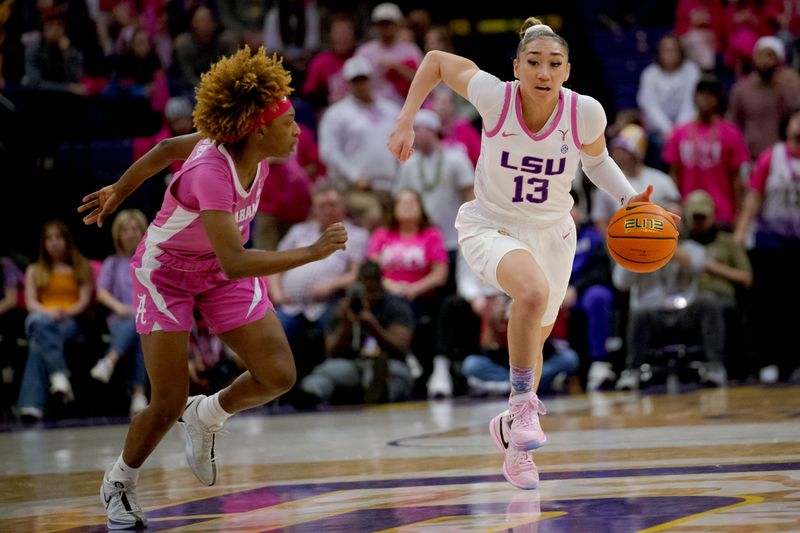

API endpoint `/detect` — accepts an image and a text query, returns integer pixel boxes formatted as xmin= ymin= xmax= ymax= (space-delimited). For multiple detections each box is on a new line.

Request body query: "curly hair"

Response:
xmin=193 ymin=46 xmax=293 ymax=144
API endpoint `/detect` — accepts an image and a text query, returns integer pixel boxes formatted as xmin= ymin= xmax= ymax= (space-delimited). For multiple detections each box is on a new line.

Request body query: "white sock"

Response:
xmin=108 ymin=454 xmax=139 ymax=484
xmin=197 ymin=393 xmax=232 ymax=429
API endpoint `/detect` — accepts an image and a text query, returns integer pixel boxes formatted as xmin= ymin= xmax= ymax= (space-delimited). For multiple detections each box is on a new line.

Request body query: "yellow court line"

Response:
xmin=637 ymin=494 xmax=765 ymax=533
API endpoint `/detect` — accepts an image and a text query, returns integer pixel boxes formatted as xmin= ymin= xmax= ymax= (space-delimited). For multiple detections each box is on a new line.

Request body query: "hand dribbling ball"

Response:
xmin=607 ymin=202 xmax=678 ymax=273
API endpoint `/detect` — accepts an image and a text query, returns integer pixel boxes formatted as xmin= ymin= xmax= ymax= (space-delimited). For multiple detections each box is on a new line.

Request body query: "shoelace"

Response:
xmin=510 ymin=396 xmax=547 ymax=429
xmin=109 ymin=481 xmax=143 ymax=514
xmin=510 ymin=450 xmax=535 ymax=471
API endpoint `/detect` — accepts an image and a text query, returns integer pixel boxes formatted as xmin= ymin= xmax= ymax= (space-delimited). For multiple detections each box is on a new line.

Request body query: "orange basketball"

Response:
xmin=606 ymin=202 xmax=678 ymax=273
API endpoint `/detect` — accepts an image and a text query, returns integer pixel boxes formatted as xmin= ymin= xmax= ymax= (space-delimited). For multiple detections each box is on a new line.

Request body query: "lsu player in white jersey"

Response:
xmin=388 ymin=17 xmax=679 ymax=489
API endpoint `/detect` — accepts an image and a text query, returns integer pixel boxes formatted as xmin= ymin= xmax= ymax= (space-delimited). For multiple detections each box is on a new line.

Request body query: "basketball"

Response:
xmin=607 ymin=202 xmax=678 ymax=273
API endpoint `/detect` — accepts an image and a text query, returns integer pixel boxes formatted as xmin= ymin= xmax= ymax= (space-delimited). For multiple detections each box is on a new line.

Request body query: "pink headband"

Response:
xmin=225 ymin=97 xmax=292 ymax=144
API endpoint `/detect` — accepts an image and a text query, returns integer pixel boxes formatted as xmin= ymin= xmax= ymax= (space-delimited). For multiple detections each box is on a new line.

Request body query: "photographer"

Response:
xmin=300 ymin=261 xmax=415 ymax=404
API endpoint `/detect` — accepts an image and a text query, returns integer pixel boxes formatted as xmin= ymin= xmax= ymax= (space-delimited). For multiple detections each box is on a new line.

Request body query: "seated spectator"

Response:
xmin=462 ymin=298 xmax=579 ymax=397
xmin=663 ymin=75 xmax=750 ymax=228
xmin=103 ymin=26 xmax=169 ymax=113
xmin=301 ymin=261 xmax=414 ymax=404
xmin=727 ymin=36 xmax=800 ymax=161
xmin=318 ymin=56 xmax=400 ymax=230
xmin=592 ymin=124 xmax=681 ymax=236
xmin=614 ymin=239 xmax=728 ymax=391
xmin=354 ymin=2 xmax=422 ymax=105
xmin=262 ymin=0 xmax=320 ymax=77
xmin=302 ymin=14 xmax=357 ymax=108
xmin=674 ymin=0 xmax=724 ymax=70
xmin=172 ymin=5 xmax=236 ymax=94
xmin=89 ymin=210 xmax=149 ymax=415
xmin=22 ymin=11 xmax=86 ymax=96
xmin=368 ymin=188 xmax=449 ymax=397
xmin=564 ymin=193 xmax=616 ymax=392
xmin=429 ymin=85 xmax=481 ymax=166
xmin=0 ymin=253 xmax=25 ymax=400
xmin=734 ymin=108 xmax=800 ymax=382
xmin=17 ymin=221 xmax=93 ymax=422
xmin=394 ymin=109 xmax=474 ymax=284
xmin=636 ymin=34 xmax=700 ymax=167
xmin=269 ymin=184 xmax=369 ymax=356
xmin=187 ymin=313 xmax=245 ymax=396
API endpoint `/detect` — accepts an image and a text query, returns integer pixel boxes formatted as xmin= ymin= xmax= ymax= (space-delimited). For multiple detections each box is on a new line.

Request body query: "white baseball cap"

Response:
xmin=754 ymin=35 xmax=785 ymax=62
xmin=342 ymin=56 xmax=374 ymax=81
xmin=371 ymin=2 xmax=403 ymax=23
xmin=414 ymin=109 xmax=441 ymax=132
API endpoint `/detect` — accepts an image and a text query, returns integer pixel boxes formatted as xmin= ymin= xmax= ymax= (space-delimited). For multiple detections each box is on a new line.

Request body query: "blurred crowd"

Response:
xmin=1 ymin=0 xmax=799 ymax=423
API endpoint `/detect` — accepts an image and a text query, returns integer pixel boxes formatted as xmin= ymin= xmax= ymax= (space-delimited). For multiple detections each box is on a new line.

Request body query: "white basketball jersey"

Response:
xmin=474 ymin=82 xmax=583 ymax=224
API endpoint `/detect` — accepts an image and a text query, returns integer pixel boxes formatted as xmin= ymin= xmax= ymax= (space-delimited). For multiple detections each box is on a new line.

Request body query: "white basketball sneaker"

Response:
xmin=507 ymin=391 xmax=547 ymax=450
xmin=490 ymin=411 xmax=539 ymax=489
xmin=177 ymin=395 xmax=220 ymax=486
xmin=101 ymin=465 xmax=147 ymax=530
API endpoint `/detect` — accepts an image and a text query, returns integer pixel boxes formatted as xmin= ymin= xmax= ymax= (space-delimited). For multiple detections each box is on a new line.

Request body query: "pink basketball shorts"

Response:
xmin=130 ymin=253 xmax=272 ymax=335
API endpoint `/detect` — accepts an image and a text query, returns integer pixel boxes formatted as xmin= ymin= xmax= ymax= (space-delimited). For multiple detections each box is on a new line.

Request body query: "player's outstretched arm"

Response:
xmin=201 ymin=211 xmax=348 ymax=279
xmin=78 ymin=132 xmax=203 ymax=227
xmin=388 ymin=51 xmax=479 ymax=162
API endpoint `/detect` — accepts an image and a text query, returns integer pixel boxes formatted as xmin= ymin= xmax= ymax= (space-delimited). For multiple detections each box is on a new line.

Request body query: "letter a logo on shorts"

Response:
xmin=136 ymin=294 xmax=147 ymax=325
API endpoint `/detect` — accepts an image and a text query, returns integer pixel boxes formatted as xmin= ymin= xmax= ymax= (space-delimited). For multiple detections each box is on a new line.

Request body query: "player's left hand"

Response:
xmin=387 ymin=123 xmax=415 ymax=162
xmin=629 ymin=185 xmax=681 ymax=225
xmin=78 ymin=184 xmax=125 ymax=227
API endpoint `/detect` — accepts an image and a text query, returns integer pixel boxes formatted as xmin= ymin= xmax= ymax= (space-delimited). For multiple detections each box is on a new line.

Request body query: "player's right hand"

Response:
xmin=387 ymin=123 xmax=415 ymax=162
xmin=78 ymin=184 xmax=125 ymax=227
xmin=312 ymin=222 xmax=348 ymax=259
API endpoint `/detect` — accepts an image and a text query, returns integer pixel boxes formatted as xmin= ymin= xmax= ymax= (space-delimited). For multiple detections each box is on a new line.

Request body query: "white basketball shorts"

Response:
xmin=455 ymin=200 xmax=577 ymax=326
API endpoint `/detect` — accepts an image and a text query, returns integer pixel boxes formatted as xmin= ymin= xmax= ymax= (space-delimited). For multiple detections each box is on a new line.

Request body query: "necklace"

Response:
xmin=417 ymin=151 xmax=444 ymax=192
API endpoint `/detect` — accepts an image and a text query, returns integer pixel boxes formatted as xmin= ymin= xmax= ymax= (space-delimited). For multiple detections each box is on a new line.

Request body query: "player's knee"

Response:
xmin=512 ymin=284 xmax=549 ymax=316
xmin=270 ymin=359 xmax=297 ymax=394
xmin=149 ymin=397 xmax=186 ymax=426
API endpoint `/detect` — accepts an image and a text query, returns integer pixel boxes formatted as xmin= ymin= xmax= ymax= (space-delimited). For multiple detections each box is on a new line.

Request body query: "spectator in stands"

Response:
xmin=674 ymin=0 xmax=724 ymax=70
xmin=104 ymin=26 xmax=169 ymax=112
xmin=563 ymin=193 xmax=616 ymax=392
xmin=778 ymin=0 xmax=800 ymax=69
xmin=614 ymin=239 xmax=728 ymax=391
xmin=22 ymin=11 xmax=85 ymax=95
xmin=301 ymin=260 xmax=414 ymax=404
xmin=424 ymin=25 xmax=453 ymax=54
xmin=354 ymin=2 xmax=422 ymax=105
xmin=723 ymin=0 xmax=781 ymax=76
xmin=394 ymin=109 xmax=474 ymax=278
xmin=593 ymin=124 xmax=681 ymax=235
xmin=637 ymin=34 xmax=700 ymax=166
xmin=17 ymin=221 xmax=94 ymax=422
xmin=269 ymin=184 xmax=369 ymax=348
xmin=0 ymin=253 xmax=25 ymax=396
xmin=318 ymin=56 xmax=400 ymax=230
xmin=734 ymin=108 xmax=800 ymax=382
xmin=302 ymin=14 xmax=357 ymax=108
xmin=429 ymin=85 xmax=481 ymax=166
xmin=663 ymin=75 xmax=750 ymax=228
xmin=728 ymin=36 xmax=800 ymax=160
xmin=218 ymin=0 xmax=269 ymax=47
xmin=173 ymin=5 xmax=236 ymax=93
xmin=90 ymin=209 xmax=149 ymax=415
xmin=368 ymin=188 xmax=448 ymax=397
xmin=263 ymin=0 xmax=320 ymax=76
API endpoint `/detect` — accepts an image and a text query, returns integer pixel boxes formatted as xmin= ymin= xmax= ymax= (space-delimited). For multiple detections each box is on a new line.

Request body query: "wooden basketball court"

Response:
xmin=1 ymin=385 xmax=799 ymax=532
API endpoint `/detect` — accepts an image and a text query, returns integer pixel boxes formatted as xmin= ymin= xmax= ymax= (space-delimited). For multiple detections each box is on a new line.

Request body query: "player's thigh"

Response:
xmin=496 ymin=248 xmax=550 ymax=303
xmin=140 ymin=331 xmax=190 ymax=410
xmin=216 ymin=312 xmax=295 ymax=383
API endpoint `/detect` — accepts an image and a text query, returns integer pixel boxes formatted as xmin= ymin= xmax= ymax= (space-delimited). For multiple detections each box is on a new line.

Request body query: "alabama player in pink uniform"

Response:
xmin=79 ymin=47 xmax=347 ymax=529
xmin=388 ymin=17 xmax=678 ymax=489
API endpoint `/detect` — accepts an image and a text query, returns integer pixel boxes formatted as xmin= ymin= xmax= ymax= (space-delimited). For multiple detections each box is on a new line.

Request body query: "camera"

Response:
xmin=346 ymin=282 xmax=365 ymax=314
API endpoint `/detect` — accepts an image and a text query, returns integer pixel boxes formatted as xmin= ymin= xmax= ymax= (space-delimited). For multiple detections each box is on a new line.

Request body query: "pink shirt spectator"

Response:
xmin=355 ymin=40 xmax=423 ymax=105
xmin=663 ymin=118 xmax=750 ymax=224
xmin=302 ymin=50 xmax=351 ymax=104
xmin=748 ymin=142 xmax=800 ymax=239
xmin=674 ymin=0 xmax=725 ymax=44
xmin=723 ymin=0 xmax=781 ymax=70
xmin=441 ymin=118 xmax=481 ymax=166
xmin=142 ymin=139 xmax=269 ymax=264
xmin=367 ymin=227 xmax=447 ymax=285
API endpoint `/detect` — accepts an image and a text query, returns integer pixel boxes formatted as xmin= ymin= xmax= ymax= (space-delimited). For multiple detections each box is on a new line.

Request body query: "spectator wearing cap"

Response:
xmin=734 ymin=109 xmax=800 ymax=382
xmin=728 ymin=35 xmax=800 ymax=160
xmin=354 ymin=2 xmax=423 ymax=105
xmin=723 ymin=0 xmax=781 ymax=76
xmin=592 ymin=124 xmax=681 ymax=236
xmin=663 ymin=75 xmax=750 ymax=227
xmin=394 ymin=109 xmax=474 ymax=261
xmin=318 ymin=56 xmax=401 ymax=230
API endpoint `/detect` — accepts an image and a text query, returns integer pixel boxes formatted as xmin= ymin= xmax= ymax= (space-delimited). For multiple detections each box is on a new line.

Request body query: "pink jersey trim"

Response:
xmin=515 ymin=87 xmax=565 ymax=142
xmin=484 ymin=82 xmax=512 ymax=138
xmin=570 ymin=91 xmax=582 ymax=149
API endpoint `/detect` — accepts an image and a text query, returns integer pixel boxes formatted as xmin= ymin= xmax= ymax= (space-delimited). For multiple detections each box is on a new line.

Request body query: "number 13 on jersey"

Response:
xmin=512 ymin=175 xmax=549 ymax=203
